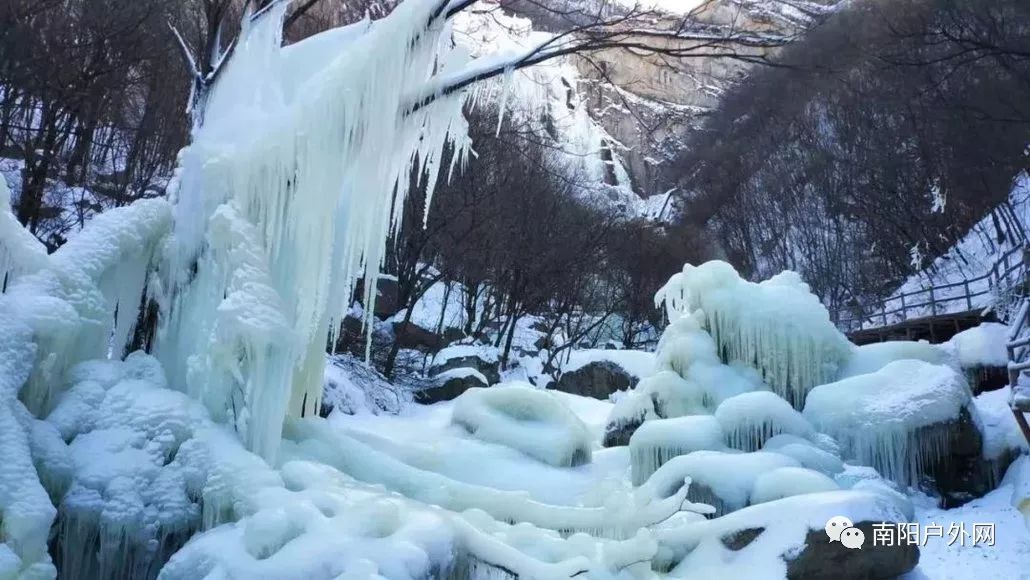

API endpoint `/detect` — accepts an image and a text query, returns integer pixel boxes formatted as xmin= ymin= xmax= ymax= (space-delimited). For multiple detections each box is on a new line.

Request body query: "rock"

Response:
xmin=925 ymin=406 xmax=988 ymax=507
xmin=785 ymin=521 xmax=919 ymax=580
xmin=964 ymin=365 xmax=1008 ymax=396
xmin=354 ymin=276 xmax=400 ymax=319
xmin=603 ymin=416 xmax=644 ymax=448
xmin=722 ymin=527 xmax=764 ymax=551
xmin=430 ymin=346 xmax=501 ymax=385
xmin=415 ymin=369 xmax=488 ymax=404
xmin=393 ymin=321 xmax=442 ymax=351
xmin=554 ymin=360 xmax=635 ymax=400
xmin=431 ymin=355 xmax=500 ymax=385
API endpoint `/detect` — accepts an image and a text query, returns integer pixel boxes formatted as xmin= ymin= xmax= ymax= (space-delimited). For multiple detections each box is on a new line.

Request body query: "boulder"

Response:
xmin=393 ymin=321 xmax=442 ymax=351
xmin=354 ymin=276 xmax=400 ymax=319
xmin=785 ymin=521 xmax=920 ymax=580
xmin=415 ymin=368 xmax=488 ymax=404
xmin=554 ymin=360 xmax=635 ymax=400
xmin=430 ymin=345 xmax=501 ymax=385
xmin=924 ymin=406 xmax=988 ymax=507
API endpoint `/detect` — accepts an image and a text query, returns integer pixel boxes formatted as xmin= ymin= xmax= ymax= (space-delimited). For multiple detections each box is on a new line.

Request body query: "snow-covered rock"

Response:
xmin=429 ymin=343 xmax=501 ymax=385
xmin=451 ymin=384 xmax=594 ymax=467
xmin=804 ymin=360 xmax=981 ymax=493
xmin=418 ymin=367 xmax=490 ymax=404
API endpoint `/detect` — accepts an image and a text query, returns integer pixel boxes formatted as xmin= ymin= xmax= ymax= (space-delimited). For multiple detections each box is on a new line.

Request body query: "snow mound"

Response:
xmin=656 ymin=261 xmax=851 ymax=410
xmin=944 ymin=322 xmax=1010 ymax=368
xmin=714 ymin=391 xmax=815 ymax=452
xmin=749 ymin=467 xmax=840 ymax=505
xmin=640 ymin=450 xmax=800 ymax=516
xmin=840 ymin=340 xmax=948 ymax=378
xmin=629 ymin=416 xmax=726 ymax=485
xmin=762 ymin=435 xmax=844 ymax=476
xmin=452 ymin=384 xmax=593 ymax=467
xmin=804 ymin=359 xmax=974 ymax=487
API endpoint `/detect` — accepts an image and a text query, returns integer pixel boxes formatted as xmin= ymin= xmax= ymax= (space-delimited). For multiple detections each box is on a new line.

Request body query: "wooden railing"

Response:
xmin=833 ymin=244 xmax=1029 ymax=332
xmin=1006 ymin=285 xmax=1030 ymax=444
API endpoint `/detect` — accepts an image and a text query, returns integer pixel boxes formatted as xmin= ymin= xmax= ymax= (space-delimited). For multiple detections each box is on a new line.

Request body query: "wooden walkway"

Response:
xmin=834 ymin=244 xmax=1028 ymax=345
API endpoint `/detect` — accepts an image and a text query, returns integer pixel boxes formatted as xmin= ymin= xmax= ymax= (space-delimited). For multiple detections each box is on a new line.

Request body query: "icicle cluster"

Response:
xmin=656 ymin=261 xmax=852 ymax=409
xmin=156 ymin=1 xmax=473 ymax=461
xmin=714 ymin=391 xmax=816 ymax=452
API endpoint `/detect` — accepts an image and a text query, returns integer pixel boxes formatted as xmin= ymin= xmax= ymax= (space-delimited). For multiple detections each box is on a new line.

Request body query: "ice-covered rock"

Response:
xmin=656 ymin=261 xmax=851 ymax=410
xmin=451 ymin=384 xmax=593 ymax=467
xmin=640 ymin=450 xmax=800 ymax=516
xmin=714 ymin=391 xmax=815 ymax=452
xmin=804 ymin=359 xmax=980 ymax=492
xmin=629 ymin=416 xmax=726 ymax=485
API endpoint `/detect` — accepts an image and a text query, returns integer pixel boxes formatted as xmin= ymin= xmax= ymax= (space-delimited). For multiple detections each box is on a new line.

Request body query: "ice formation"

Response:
xmin=154 ymin=0 xmax=473 ymax=461
xmin=605 ymin=313 xmax=766 ymax=443
xmin=714 ymin=391 xmax=815 ymax=452
xmin=640 ymin=450 xmax=801 ymax=516
xmin=0 ymin=177 xmax=47 ymax=288
xmin=629 ymin=416 xmax=726 ymax=485
xmin=804 ymin=359 xmax=975 ymax=487
xmin=749 ymin=467 xmax=840 ymax=505
xmin=451 ymin=385 xmax=594 ymax=467
xmin=656 ymin=261 xmax=852 ymax=409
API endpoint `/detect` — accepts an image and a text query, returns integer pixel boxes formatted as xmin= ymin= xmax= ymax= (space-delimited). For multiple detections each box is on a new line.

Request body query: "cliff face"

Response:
xmin=503 ymin=0 xmax=840 ymax=198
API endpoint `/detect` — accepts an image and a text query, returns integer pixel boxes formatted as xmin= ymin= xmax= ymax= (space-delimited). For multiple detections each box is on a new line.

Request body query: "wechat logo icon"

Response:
xmin=826 ymin=516 xmax=865 ymax=549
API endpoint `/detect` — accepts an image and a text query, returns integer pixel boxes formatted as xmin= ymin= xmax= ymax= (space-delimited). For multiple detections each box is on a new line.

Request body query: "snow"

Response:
xmin=629 ymin=416 xmax=726 ymax=485
xmin=714 ymin=391 xmax=815 ymax=452
xmin=944 ymin=323 xmax=1010 ymax=368
xmin=436 ymin=366 xmax=490 ymax=385
xmin=657 ymin=261 xmax=851 ymax=410
xmin=804 ymin=360 xmax=974 ymax=487
xmin=906 ymin=468 xmax=1030 ymax=579
xmin=973 ymin=386 xmax=1029 ymax=461
xmin=451 ymin=384 xmax=594 ymax=467
xmin=749 ymin=467 xmax=840 ymax=505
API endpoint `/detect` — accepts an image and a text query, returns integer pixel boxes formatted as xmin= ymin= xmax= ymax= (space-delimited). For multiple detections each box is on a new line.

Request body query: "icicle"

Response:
xmin=155 ymin=0 xmax=473 ymax=459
